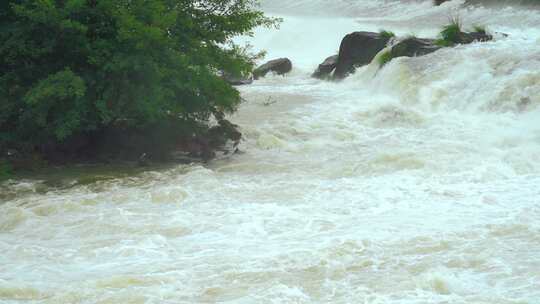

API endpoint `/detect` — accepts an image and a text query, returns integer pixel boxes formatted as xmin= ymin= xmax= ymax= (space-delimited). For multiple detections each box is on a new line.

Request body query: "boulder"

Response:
xmin=380 ymin=31 xmax=493 ymax=67
xmin=457 ymin=31 xmax=493 ymax=44
xmin=253 ymin=58 xmax=292 ymax=79
xmin=464 ymin=0 xmax=540 ymax=6
xmin=312 ymin=55 xmax=338 ymax=79
xmin=222 ymin=72 xmax=253 ymax=86
xmin=390 ymin=37 xmax=442 ymax=58
xmin=334 ymin=31 xmax=391 ymax=79
xmin=434 ymin=0 xmax=450 ymax=5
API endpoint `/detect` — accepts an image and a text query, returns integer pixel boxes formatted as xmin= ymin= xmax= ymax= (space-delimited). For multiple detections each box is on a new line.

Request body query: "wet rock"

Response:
xmin=458 ymin=31 xmax=493 ymax=44
xmin=380 ymin=31 xmax=493 ymax=67
xmin=253 ymin=58 xmax=293 ymax=79
xmin=312 ymin=55 xmax=338 ymax=79
xmin=222 ymin=72 xmax=253 ymax=86
xmin=4 ymin=149 xmax=19 ymax=158
xmin=434 ymin=0 xmax=450 ymax=5
xmin=464 ymin=0 xmax=540 ymax=6
xmin=189 ymin=137 xmax=214 ymax=161
xmin=208 ymin=119 xmax=242 ymax=149
xmin=389 ymin=37 xmax=442 ymax=58
xmin=137 ymin=153 xmax=150 ymax=167
xmin=334 ymin=31 xmax=391 ymax=79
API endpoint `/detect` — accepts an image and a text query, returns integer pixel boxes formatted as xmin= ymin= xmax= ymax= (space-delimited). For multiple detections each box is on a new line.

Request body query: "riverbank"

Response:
xmin=0 ymin=117 xmax=242 ymax=181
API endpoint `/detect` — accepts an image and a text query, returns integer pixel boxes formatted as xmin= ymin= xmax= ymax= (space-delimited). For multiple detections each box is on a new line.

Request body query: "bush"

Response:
xmin=0 ymin=0 xmax=278 ymax=159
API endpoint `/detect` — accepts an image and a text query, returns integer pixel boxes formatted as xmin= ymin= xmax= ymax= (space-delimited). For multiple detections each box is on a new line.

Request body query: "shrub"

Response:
xmin=0 ymin=0 xmax=278 ymax=159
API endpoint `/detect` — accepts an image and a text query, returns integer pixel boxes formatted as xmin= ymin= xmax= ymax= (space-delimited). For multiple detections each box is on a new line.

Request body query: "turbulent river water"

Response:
xmin=2 ymin=0 xmax=540 ymax=303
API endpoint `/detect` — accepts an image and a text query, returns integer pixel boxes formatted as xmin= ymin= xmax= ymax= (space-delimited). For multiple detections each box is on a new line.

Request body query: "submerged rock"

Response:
xmin=457 ymin=31 xmax=493 ymax=44
xmin=334 ymin=31 xmax=391 ymax=79
xmin=389 ymin=37 xmax=442 ymax=58
xmin=137 ymin=153 xmax=150 ymax=167
xmin=434 ymin=0 xmax=450 ymax=5
xmin=312 ymin=55 xmax=338 ymax=79
xmin=173 ymin=119 xmax=241 ymax=161
xmin=253 ymin=58 xmax=293 ymax=79
xmin=380 ymin=31 xmax=494 ymax=67
xmin=222 ymin=72 xmax=253 ymax=86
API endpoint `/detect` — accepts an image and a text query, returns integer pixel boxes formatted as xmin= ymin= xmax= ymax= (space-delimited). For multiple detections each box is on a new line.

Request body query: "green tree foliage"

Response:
xmin=0 ymin=0 xmax=277 ymax=152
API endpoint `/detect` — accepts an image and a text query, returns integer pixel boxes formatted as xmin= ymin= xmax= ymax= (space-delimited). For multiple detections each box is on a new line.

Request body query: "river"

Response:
xmin=1 ymin=0 xmax=540 ymax=303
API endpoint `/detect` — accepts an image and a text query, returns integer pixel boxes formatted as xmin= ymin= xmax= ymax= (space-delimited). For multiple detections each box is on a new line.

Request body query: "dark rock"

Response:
xmin=187 ymin=137 xmax=214 ymax=161
xmin=390 ymin=37 xmax=442 ymax=59
xmin=137 ymin=153 xmax=150 ymax=167
xmin=5 ymin=149 xmax=19 ymax=158
xmin=312 ymin=55 xmax=338 ymax=79
xmin=208 ymin=119 xmax=242 ymax=149
xmin=434 ymin=0 xmax=450 ymax=5
xmin=253 ymin=58 xmax=293 ymax=79
xmin=222 ymin=72 xmax=253 ymax=86
xmin=334 ymin=31 xmax=391 ymax=79
xmin=464 ymin=0 xmax=540 ymax=7
xmin=458 ymin=31 xmax=493 ymax=44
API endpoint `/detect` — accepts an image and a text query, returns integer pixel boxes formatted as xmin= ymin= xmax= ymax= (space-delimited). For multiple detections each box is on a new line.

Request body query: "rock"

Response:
xmin=4 ymin=149 xmax=19 ymax=158
xmin=389 ymin=37 xmax=442 ymax=59
xmin=458 ymin=31 xmax=493 ymax=44
xmin=379 ymin=31 xmax=494 ymax=67
xmin=312 ymin=55 xmax=338 ymax=79
xmin=208 ymin=119 xmax=242 ymax=149
xmin=464 ymin=0 xmax=540 ymax=6
xmin=253 ymin=58 xmax=293 ymax=79
xmin=182 ymin=137 xmax=214 ymax=160
xmin=334 ymin=31 xmax=391 ymax=79
xmin=434 ymin=0 xmax=450 ymax=5
xmin=222 ymin=72 xmax=253 ymax=85
xmin=137 ymin=153 xmax=150 ymax=166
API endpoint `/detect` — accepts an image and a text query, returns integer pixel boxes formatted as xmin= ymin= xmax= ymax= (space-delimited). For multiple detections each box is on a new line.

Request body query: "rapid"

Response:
xmin=1 ymin=0 xmax=540 ymax=303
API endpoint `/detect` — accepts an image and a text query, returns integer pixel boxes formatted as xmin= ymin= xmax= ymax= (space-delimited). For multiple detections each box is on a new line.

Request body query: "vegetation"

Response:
xmin=0 ymin=0 xmax=278 ymax=165
xmin=435 ymin=17 xmax=462 ymax=46
xmin=378 ymin=50 xmax=394 ymax=67
xmin=473 ymin=25 xmax=487 ymax=34
xmin=0 ymin=160 xmax=13 ymax=181
xmin=379 ymin=30 xmax=396 ymax=40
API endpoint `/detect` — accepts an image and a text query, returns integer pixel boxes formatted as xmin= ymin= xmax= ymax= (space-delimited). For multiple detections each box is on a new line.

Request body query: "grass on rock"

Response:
xmin=378 ymin=50 xmax=394 ymax=67
xmin=379 ymin=30 xmax=396 ymax=40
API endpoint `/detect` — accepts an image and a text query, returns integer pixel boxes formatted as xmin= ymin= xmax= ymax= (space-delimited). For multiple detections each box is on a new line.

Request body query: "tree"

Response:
xmin=0 ymin=0 xmax=276 ymax=158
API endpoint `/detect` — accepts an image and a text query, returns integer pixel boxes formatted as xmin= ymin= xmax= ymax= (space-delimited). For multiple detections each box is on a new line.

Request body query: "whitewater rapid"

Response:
xmin=1 ymin=0 xmax=540 ymax=303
